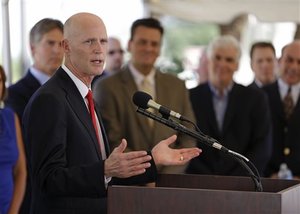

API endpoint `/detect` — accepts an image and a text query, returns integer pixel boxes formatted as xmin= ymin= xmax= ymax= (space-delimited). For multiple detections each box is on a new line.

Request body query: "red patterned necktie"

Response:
xmin=86 ymin=90 xmax=101 ymax=148
xmin=283 ymin=87 xmax=294 ymax=120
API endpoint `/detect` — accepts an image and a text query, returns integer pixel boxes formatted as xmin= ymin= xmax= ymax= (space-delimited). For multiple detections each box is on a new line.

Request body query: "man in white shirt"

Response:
xmin=263 ymin=40 xmax=300 ymax=179
xmin=93 ymin=17 xmax=197 ymax=174
xmin=22 ymin=12 xmax=201 ymax=214
xmin=5 ymin=18 xmax=64 ymax=120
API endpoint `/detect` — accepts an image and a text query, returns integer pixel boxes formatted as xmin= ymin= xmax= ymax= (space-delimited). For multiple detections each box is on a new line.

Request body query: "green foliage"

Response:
xmin=160 ymin=18 xmax=219 ymax=74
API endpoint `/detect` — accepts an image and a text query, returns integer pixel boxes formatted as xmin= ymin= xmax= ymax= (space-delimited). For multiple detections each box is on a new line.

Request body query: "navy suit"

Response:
xmin=263 ymin=81 xmax=300 ymax=177
xmin=23 ymin=67 xmax=157 ymax=214
xmin=187 ymin=82 xmax=272 ymax=176
xmin=5 ymin=70 xmax=41 ymax=120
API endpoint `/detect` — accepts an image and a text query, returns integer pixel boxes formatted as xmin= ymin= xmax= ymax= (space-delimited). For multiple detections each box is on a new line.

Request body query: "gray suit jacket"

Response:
xmin=93 ymin=65 xmax=196 ymax=173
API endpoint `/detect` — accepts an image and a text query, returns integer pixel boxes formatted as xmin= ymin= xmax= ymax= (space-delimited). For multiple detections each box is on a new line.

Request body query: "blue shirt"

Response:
xmin=209 ymin=82 xmax=233 ymax=131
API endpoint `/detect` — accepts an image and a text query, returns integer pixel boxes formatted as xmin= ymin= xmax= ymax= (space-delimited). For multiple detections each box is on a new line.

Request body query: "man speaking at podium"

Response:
xmin=23 ymin=12 xmax=201 ymax=214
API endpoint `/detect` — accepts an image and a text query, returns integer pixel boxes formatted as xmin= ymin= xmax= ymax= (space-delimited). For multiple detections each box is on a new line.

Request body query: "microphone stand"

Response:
xmin=136 ymin=107 xmax=263 ymax=192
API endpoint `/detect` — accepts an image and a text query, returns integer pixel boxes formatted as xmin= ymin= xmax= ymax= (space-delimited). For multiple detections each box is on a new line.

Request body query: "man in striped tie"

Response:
xmin=263 ymin=40 xmax=300 ymax=179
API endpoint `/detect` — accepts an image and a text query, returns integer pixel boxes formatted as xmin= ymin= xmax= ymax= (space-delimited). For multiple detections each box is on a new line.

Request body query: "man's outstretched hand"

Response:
xmin=151 ymin=135 xmax=201 ymax=166
xmin=105 ymin=139 xmax=152 ymax=178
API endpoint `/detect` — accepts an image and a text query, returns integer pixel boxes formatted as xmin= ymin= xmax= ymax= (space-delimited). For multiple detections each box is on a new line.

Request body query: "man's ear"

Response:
xmin=62 ymin=39 xmax=70 ymax=53
xmin=30 ymin=43 xmax=35 ymax=56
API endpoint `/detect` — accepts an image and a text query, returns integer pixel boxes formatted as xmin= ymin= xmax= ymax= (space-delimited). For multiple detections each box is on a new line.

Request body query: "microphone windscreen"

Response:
xmin=132 ymin=91 xmax=152 ymax=109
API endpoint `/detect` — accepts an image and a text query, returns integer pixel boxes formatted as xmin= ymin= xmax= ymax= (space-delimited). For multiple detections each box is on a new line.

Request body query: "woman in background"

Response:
xmin=0 ymin=65 xmax=26 ymax=214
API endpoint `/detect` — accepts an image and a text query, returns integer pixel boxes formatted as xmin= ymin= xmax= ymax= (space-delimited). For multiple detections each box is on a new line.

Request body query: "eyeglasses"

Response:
xmin=108 ymin=49 xmax=124 ymax=55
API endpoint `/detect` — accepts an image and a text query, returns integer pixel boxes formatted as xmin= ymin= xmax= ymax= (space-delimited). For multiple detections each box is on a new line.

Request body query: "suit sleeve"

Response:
xmin=24 ymin=93 xmax=107 ymax=198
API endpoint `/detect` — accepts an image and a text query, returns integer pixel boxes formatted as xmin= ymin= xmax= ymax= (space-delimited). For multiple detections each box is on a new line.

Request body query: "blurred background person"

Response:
xmin=196 ymin=47 xmax=209 ymax=85
xmin=92 ymin=36 xmax=124 ymax=86
xmin=4 ymin=18 xmax=63 ymax=214
xmin=248 ymin=41 xmax=277 ymax=89
xmin=0 ymin=65 xmax=27 ymax=214
xmin=5 ymin=18 xmax=64 ymax=120
xmin=94 ymin=17 xmax=196 ymax=174
xmin=263 ymin=40 xmax=300 ymax=179
xmin=187 ymin=35 xmax=272 ymax=176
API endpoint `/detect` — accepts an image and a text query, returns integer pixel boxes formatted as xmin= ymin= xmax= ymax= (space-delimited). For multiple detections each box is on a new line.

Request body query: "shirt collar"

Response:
xmin=62 ymin=64 xmax=90 ymax=99
xmin=29 ymin=66 xmax=51 ymax=85
xmin=129 ymin=62 xmax=156 ymax=86
xmin=254 ymin=79 xmax=263 ymax=88
xmin=209 ymin=81 xmax=234 ymax=98
xmin=278 ymin=78 xmax=300 ymax=102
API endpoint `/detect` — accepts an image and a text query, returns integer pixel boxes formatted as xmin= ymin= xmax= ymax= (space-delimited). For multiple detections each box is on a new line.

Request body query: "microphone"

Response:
xmin=135 ymin=107 xmax=263 ymax=192
xmin=132 ymin=91 xmax=188 ymax=121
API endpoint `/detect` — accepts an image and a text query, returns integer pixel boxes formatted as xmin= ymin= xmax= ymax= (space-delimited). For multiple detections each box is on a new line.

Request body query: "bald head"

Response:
xmin=105 ymin=37 xmax=124 ymax=72
xmin=64 ymin=12 xmax=106 ymax=40
xmin=62 ymin=12 xmax=108 ymax=85
xmin=279 ymin=40 xmax=300 ymax=85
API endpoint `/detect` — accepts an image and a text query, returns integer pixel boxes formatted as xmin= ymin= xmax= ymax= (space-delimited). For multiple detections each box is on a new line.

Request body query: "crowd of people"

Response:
xmin=0 ymin=11 xmax=299 ymax=214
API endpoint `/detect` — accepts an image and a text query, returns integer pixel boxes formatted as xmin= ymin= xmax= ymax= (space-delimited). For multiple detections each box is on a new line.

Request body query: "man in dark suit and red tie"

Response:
xmin=23 ymin=12 xmax=201 ymax=214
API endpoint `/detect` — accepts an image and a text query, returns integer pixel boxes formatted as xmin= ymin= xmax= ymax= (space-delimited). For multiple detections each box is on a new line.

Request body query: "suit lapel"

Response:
xmin=273 ymin=82 xmax=285 ymax=121
xmin=204 ymin=84 xmax=221 ymax=137
xmin=24 ymin=70 xmax=42 ymax=90
xmin=222 ymin=84 xmax=237 ymax=135
xmin=57 ymin=68 xmax=102 ymax=160
xmin=153 ymin=72 xmax=166 ymax=141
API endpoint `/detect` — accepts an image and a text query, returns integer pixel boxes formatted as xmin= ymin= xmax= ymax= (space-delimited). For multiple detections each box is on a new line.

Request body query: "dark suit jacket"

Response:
xmin=93 ymin=65 xmax=196 ymax=173
xmin=263 ymin=81 xmax=300 ymax=177
xmin=5 ymin=70 xmax=41 ymax=120
xmin=187 ymin=82 xmax=272 ymax=176
xmin=248 ymin=81 xmax=260 ymax=90
xmin=23 ymin=67 xmax=157 ymax=214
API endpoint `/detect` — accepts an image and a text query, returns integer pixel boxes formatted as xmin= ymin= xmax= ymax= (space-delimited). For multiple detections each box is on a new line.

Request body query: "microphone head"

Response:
xmin=132 ymin=91 xmax=152 ymax=109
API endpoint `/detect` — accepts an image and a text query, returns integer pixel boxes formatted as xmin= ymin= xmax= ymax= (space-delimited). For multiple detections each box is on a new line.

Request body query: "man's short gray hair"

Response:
xmin=207 ymin=35 xmax=241 ymax=62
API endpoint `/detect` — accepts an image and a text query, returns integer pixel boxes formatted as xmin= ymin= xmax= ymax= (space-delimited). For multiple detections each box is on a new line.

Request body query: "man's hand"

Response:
xmin=104 ymin=139 xmax=152 ymax=178
xmin=151 ymin=135 xmax=201 ymax=166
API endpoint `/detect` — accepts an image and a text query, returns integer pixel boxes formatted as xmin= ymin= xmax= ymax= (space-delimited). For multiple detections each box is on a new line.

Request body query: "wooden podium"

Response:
xmin=108 ymin=174 xmax=300 ymax=214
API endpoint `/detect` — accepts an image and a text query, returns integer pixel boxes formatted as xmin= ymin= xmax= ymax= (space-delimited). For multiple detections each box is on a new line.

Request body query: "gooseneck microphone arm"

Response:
xmin=136 ymin=107 xmax=263 ymax=192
